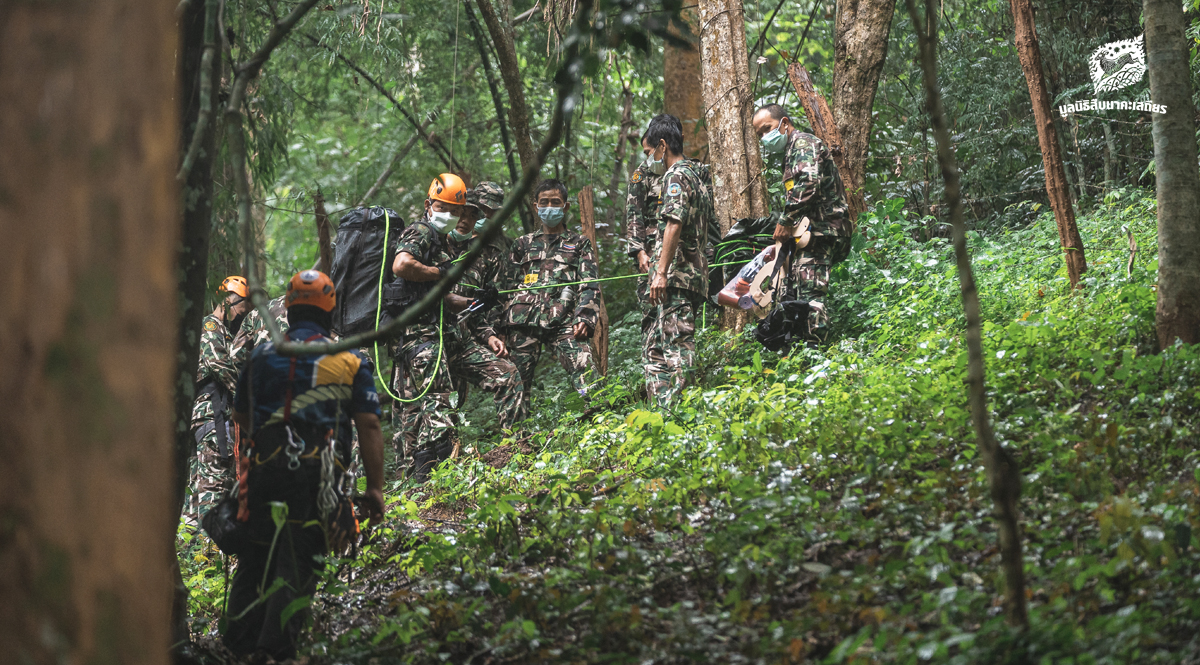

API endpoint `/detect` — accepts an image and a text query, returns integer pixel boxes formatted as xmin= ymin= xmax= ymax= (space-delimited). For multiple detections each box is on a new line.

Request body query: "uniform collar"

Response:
xmin=287 ymin=319 xmax=329 ymax=340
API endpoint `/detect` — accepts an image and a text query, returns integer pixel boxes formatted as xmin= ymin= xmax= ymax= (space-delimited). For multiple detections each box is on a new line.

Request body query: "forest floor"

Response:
xmin=181 ymin=191 xmax=1200 ymax=664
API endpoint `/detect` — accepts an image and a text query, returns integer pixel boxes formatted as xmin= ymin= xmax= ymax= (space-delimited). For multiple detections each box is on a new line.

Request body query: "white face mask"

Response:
xmin=427 ymin=210 xmax=458 ymax=234
xmin=645 ymin=144 xmax=666 ymax=176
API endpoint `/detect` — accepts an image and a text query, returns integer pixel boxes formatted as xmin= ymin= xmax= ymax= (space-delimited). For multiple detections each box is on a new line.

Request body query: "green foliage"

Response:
xmin=183 ymin=191 xmax=1200 ymax=663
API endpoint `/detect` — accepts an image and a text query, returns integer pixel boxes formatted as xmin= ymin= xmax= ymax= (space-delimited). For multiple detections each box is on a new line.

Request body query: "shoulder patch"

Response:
xmin=667 ymin=182 xmax=682 ymax=197
xmin=203 ymin=320 xmax=217 ymax=332
xmin=630 ymin=170 xmax=643 ymax=184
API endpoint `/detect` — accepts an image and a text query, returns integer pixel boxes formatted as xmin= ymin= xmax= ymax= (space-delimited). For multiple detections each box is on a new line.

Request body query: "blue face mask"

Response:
xmin=760 ymin=118 xmax=789 ymax=155
xmin=448 ymin=228 xmax=471 ymax=242
xmin=538 ymin=206 xmax=565 ymax=227
xmin=473 ymin=217 xmax=489 ymax=233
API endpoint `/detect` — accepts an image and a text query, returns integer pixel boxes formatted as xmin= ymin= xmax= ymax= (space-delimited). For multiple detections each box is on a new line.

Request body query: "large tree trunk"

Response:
xmin=1010 ymin=0 xmax=1087 ymax=288
xmin=577 ymin=186 xmax=610 ymax=375
xmin=906 ymin=0 xmax=1029 ymax=629
xmin=171 ymin=0 xmax=222 ymax=655
xmin=698 ymin=0 xmax=768 ymax=329
xmin=0 ymin=0 xmax=180 ymax=663
xmin=475 ymin=0 xmax=539 ymax=232
xmin=1145 ymin=0 xmax=1200 ymax=347
xmin=664 ymin=6 xmax=709 ymax=160
xmin=831 ymin=0 xmax=895 ymax=222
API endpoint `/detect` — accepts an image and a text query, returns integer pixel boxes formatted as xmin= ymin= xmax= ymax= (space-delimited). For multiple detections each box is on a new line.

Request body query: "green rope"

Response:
xmin=371 ymin=210 xmax=446 ymax=404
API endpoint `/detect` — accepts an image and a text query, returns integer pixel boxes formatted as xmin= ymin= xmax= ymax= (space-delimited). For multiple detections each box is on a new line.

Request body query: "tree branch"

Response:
xmin=356 ymin=129 xmax=425 ymax=207
xmin=306 ymin=34 xmax=464 ymax=173
xmin=226 ymin=0 xmax=320 ymax=113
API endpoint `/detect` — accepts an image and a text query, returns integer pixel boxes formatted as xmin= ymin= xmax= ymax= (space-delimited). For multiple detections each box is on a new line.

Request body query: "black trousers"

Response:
xmin=223 ymin=462 xmax=327 ymax=660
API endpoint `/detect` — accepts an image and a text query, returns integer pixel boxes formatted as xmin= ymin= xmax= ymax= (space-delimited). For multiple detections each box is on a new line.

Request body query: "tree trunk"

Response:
xmin=832 ymin=0 xmax=896 ymax=223
xmin=578 ymin=187 xmax=610 ymax=375
xmin=698 ymin=0 xmax=768 ymax=329
xmin=664 ymin=6 xmax=709 ymax=160
xmin=475 ymin=0 xmax=539 ymax=232
xmin=314 ymin=192 xmax=333 ymax=274
xmin=1010 ymin=0 xmax=1087 ymax=287
xmin=606 ymin=87 xmax=635 ymax=230
xmin=1102 ymin=120 xmax=1116 ymax=190
xmin=0 ymin=0 xmax=179 ymax=663
xmin=1145 ymin=0 xmax=1200 ymax=347
xmin=465 ymin=0 xmax=534 ymax=231
xmin=171 ymin=0 xmax=222 ymax=656
xmin=906 ymin=0 xmax=1029 ymax=629
xmin=1068 ymin=115 xmax=1087 ymax=202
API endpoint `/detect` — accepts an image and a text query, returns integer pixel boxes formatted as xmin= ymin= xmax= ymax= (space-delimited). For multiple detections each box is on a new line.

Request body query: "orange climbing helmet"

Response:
xmin=219 ymin=276 xmax=249 ymax=299
xmin=285 ymin=270 xmax=336 ymax=312
xmin=427 ymin=173 xmax=468 ymax=205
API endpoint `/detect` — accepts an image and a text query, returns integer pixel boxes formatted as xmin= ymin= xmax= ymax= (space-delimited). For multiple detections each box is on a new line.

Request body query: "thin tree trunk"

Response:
xmin=832 ymin=0 xmax=896 ymax=223
xmin=577 ymin=186 xmax=610 ymax=375
xmin=314 ymin=192 xmax=333 ymax=274
xmin=698 ymin=0 xmax=768 ymax=330
xmin=906 ymin=0 xmax=1029 ymax=630
xmin=170 ymin=0 xmax=222 ymax=656
xmin=1144 ymin=0 xmax=1200 ymax=346
xmin=1010 ymin=0 xmax=1087 ymax=287
xmin=0 ymin=0 xmax=180 ymax=662
xmin=606 ymin=86 xmax=635 ymax=230
xmin=664 ymin=6 xmax=708 ymax=159
xmin=475 ymin=0 xmax=538 ymax=191
xmin=465 ymin=0 xmax=534 ymax=231
xmin=1102 ymin=120 xmax=1116 ymax=190
xmin=1069 ymin=115 xmax=1087 ymax=202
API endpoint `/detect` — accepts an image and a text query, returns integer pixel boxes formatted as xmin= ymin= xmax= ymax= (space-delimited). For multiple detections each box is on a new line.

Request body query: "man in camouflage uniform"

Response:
xmin=752 ymin=104 xmax=851 ymax=345
xmin=642 ymin=114 xmax=714 ymax=406
xmin=390 ymin=174 xmax=524 ymax=481
xmin=189 ymin=276 xmax=251 ymax=521
xmin=234 ymin=294 xmax=289 ymax=363
xmin=500 ymin=178 xmax=600 ymax=398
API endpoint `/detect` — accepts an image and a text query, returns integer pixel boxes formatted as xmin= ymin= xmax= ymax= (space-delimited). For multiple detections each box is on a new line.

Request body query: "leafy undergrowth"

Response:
xmin=182 ymin=191 xmax=1200 ymax=664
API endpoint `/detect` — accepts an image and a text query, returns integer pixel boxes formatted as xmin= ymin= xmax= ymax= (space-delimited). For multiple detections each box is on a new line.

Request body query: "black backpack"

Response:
xmin=329 ymin=206 xmax=404 ymax=337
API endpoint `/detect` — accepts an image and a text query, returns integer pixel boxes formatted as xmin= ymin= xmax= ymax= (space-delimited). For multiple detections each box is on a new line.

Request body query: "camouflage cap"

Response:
xmin=467 ymin=181 xmax=505 ymax=213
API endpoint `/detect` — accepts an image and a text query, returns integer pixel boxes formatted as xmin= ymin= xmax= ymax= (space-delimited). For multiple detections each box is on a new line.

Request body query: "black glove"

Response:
xmin=467 ymin=286 xmax=501 ymax=314
xmin=436 ymin=262 xmax=453 ymax=280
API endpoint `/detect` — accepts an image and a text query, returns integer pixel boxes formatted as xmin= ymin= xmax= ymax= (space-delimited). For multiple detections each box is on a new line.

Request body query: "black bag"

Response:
xmin=201 ymin=491 xmax=250 ymax=556
xmin=329 ymin=206 xmax=404 ymax=337
xmin=711 ymin=214 xmax=779 ymax=299
xmin=755 ymin=299 xmax=812 ymax=353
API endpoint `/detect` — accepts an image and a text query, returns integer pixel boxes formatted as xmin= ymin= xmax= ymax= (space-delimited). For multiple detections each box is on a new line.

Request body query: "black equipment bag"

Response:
xmin=330 ymin=206 xmax=404 ymax=337
xmin=711 ymin=215 xmax=778 ymax=299
xmin=755 ymin=299 xmax=812 ymax=353
xmin=201 ymin=492 xmax=250 ymax=556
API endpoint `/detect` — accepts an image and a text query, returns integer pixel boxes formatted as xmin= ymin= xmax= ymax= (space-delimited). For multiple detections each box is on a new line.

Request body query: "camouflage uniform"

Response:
xmin=390 ymin=216 xmax=525 ymax=479
xmin=779 ymin=130 xmax=851 ymax=344
xmin=501 ymin=230 xmax=600 ymax=397
xmin=448 ymin=183 xmax=529 ymax=428
xmin=233 ymin=295 xmax=289 ymax=367
xmin=189 ymin=313 xmax=241 ymax=521
xmin=643 ymin=159 xmax=714 ymax=406
xmin=624 ymin=164 xmax=665 ymax=350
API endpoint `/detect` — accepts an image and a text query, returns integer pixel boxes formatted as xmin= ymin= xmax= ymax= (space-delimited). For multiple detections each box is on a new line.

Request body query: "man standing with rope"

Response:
xmin=389 ymin=174 xmax=523 ymax=482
